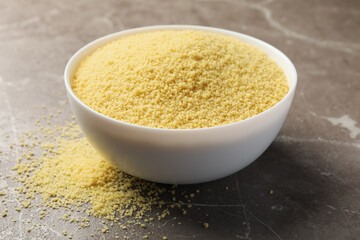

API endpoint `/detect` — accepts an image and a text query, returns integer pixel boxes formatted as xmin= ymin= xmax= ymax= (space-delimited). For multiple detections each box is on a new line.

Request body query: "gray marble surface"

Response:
xmin=0 ymin=0 xmax=359 ymax=239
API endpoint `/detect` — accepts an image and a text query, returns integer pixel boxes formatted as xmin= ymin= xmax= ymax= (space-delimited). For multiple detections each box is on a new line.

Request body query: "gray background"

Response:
xmin=0 ymin=0 xmax=359 ymax=239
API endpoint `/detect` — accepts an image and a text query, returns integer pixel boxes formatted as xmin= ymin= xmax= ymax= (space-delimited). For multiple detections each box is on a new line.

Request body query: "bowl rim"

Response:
xmin=64 ymin=24 xmax=297 ymax=133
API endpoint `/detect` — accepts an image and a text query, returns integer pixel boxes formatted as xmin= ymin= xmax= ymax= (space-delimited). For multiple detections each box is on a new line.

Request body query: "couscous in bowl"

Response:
xmin=64 ymin=25 xmax=297 ymax=184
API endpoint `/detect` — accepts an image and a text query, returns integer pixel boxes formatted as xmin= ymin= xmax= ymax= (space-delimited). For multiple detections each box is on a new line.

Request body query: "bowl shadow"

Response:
xmin=152 ymin=139 xmax=354 ymax=240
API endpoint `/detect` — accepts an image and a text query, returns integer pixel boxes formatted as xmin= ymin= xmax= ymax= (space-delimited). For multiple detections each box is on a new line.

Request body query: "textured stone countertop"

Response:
xmin=0 ymin=0 xmax=359 ymax=239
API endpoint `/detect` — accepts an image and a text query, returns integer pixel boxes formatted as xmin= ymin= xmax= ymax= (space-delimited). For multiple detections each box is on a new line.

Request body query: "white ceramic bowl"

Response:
xmin=64 ymin=25 xmax=297 ymax=184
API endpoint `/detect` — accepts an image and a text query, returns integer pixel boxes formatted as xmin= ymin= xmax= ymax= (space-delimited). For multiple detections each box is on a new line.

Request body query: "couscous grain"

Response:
xmin=72 ymin=30 xmax=288 ymax=129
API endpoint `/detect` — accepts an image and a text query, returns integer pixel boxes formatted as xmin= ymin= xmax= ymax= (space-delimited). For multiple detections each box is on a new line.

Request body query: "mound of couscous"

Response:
xmin=72 ymin=30 xmax=288 ymax=129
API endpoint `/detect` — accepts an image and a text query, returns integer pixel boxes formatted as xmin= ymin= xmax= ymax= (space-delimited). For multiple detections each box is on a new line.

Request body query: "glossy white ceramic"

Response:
xmin=64 ymin=25 xmax=297 ymax=184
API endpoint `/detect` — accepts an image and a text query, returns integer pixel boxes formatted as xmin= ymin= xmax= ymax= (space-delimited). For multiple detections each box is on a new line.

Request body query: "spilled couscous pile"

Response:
xmin=13 ymin=124 xmax=163 ymax=220
xmin=72 ymin=30 xmax=288 ymax=129
xmin=0 ymin=107 xmax=203 ymax=239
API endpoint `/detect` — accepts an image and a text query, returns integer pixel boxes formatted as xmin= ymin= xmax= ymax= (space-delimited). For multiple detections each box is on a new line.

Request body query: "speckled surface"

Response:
xmin=0 ymin=0 xmax=359 ymax=239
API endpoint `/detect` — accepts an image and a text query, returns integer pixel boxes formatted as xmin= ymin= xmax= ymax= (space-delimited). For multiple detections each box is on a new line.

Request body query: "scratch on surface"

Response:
xmin=0 ymin=75 xmax=18 ymax=137
xmin=40 ymin=226 xmax=63 ymax=238
xmin=333 ymin=198 xmax=357 ymax=231
xmin=159 ymin=219 xmax=171 ymax=228
xmin=0 ymin=178 xmax=8 ymax=188
xmin=18 ymin=212 xmax=23 ymax=239
xmin=309 ymin=70 xmax=360 ymax=77
xmin=104 ymin=9 xmax=124 ymax=30
xmin=302 ymin=209 xmax=320 ymax=240
xmin=92 ymin=17 xmax=114 ymax=29
xmin=242 ymin=1 xmax=360 ymax=53
xmin=0 ymin=16 xmax=40 ymax=31
xmin=0 ymin=225 xmax=13 ymax=239
xmin=320 ymin=172 xmax=331 ymax=176
xmin=217 ymin=207 xmax=246 ymax=217
xmin=174 ymin=234 xmax=202 ymax=239
xmin=271 ymin=204 xmax=284 ymax=211
xmin=196 ymin=0 xmax=360 ymax=53
xmin=246 ymin=209 xmax=283 ymax=240
xmin=326 ymin=205 xmax=336 ymax=211
xmin=275 ymin=135 xmax=360 ymax=150
xmin=324 ymin=115 xmax=360 ymax=139
xmin=235 ymin=176 xmax=251 ymax=239
xmin=164 ymin=201 xmax=244 ymax=207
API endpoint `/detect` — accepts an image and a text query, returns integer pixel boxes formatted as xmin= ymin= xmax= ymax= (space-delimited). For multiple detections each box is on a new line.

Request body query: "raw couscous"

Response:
xmin=72 ymin=30 xmax=288 ymax=129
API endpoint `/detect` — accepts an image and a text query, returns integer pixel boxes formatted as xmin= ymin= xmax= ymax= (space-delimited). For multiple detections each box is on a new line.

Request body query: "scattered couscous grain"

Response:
xmin=13 ymin=125 xmax=164 ymax=221
xmin=72 ymin=30 xmax=288 ymax=129
xmin=22 ymin=200 xmax=31 ymax=208
xmin=2 ymin=106 xmax=217 ymax=238
xmin=101 ymin=226 xmax=109 ymax=233
xmin=203 ymin=222 xmax=209 ymax=229
xmin=3 ymin=112 xmax=205 ymax=238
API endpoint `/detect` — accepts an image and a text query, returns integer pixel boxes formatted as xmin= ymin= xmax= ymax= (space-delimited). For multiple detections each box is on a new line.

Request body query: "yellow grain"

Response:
xmin=13 ymin=123 xmax=164 ymax=220
xmin=72 ymin=30 xmax=288 ymax=129
xmin=203 ymin=222 xmax=209 ymax=229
